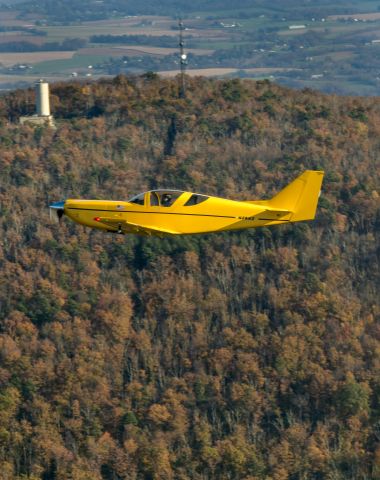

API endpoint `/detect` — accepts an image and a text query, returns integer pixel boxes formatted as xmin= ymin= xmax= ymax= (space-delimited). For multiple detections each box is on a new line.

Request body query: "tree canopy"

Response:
xmin=0 ymin=75 xmax=379 ymax=479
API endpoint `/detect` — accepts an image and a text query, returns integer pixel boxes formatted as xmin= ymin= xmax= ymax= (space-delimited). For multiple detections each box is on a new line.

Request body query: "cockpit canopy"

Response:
xmin=128 ymin=190 xmax=209 ymax=207
xmin=127 ymin=192 xmax=145 ymax=205
xmin=150 ymin=190 xmax=182 ymax=207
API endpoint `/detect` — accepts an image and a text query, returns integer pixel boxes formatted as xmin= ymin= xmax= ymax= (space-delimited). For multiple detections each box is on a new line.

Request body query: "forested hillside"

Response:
xmin=0 ymin=75 xmax=379 ymax=479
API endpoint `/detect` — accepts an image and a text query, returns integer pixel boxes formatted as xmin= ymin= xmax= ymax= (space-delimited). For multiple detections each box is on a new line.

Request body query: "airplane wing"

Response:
xmin=95 ymin=217 xmax=178 ymax=236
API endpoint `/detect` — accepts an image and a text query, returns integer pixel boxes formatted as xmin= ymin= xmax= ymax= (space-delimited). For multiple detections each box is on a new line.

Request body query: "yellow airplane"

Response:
xmin=49 ymin=170 xmax=324 ymax=236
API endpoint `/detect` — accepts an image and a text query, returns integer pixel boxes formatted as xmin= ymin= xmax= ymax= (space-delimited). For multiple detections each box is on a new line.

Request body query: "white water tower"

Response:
xmin=20 ymin=78 xmax=55 ymax=127
xmin=36 ymin=79 xmax=50 ymax=116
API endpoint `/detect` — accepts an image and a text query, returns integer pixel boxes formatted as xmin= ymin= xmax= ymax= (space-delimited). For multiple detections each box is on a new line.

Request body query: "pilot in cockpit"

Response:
xmin=161 ymin=193 xmax=172 ymax=207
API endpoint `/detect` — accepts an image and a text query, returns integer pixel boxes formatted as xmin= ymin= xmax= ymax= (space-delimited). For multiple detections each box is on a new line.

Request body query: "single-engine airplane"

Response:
xmin=49 ymin=170 xmax=324 ymax=236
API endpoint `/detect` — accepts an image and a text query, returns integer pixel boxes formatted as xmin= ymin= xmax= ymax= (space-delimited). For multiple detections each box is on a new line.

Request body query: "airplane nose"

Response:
xmin=49 ymin=200 xmax=65 ymax=222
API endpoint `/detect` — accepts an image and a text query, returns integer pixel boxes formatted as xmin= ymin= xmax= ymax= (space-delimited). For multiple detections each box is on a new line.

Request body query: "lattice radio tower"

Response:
xmin=178 ymin=19 xmax=187 ymax=98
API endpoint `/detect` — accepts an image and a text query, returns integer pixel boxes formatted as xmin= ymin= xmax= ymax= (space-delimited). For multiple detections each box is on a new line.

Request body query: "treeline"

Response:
xmin=0 ymin=27 xmax=46 ymax=35
xmin=0 ymin=38 xmax=87 ymax=53
xmin=90 ymin=34 xmax=187 ymax=48
xmin=0 ymin=75 xmax=379 ymax=479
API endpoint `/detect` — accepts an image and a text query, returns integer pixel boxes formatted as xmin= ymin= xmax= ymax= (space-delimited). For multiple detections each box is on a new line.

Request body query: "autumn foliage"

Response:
xmin=0 ymin=75 xmax=379 ymax=479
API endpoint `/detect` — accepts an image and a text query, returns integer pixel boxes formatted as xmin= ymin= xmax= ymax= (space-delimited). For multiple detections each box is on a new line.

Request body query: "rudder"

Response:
xmin=268 ymin=170 xmax=324 ymax=222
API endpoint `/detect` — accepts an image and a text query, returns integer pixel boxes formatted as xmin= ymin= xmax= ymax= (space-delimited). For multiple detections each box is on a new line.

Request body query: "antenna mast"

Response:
xmin=178 ymin=18 xmax=187 ymax=98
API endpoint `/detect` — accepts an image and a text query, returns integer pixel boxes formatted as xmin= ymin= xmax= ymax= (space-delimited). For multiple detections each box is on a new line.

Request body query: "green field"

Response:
xmin=32 ymin=54 xmax=111 ymax=74
xmin=191 ymin=40 xmax=249 ymax=50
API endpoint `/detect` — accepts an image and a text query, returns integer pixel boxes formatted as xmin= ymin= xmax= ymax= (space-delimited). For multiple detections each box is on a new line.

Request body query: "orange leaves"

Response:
xmin=216 ymin=439 xmax=247 ymax=475
xmin=0 ymin=76 xmax=379 ymax=479
xmin=3 ymin=310 xmax=37 ymax=339
xmin=161 ymin=388 xmax=189 ymax=436
xmin=96 ymin=431 xmax=117 ymax=461
xmin=373 ymin=446 xmax=380 ymax=479
xmin=211 ymin=347 xmax=233 ymax=375
xmin=95 ymin=290 xmax=132 ymax=342
xmin=307 ymin=436 xmax=329 ymax=473
xmin=181 ymin=250 xmax=200 ymax=274
xmin=222 ymin=327 xmax=257 ymax=351
xmin=147 ymin=404 xmax=171 ymax=425
xmin=0 ymin=335 xmax=21 ymax=365
xmin=0 ymin=387 xmax=21 ymax=427
xmin=201 ymin=287 xmax=227 ymax=317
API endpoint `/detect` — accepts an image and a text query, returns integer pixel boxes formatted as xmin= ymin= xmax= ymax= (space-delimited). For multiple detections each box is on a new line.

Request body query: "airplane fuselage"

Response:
xmin=64 ymin=194 xmax=291 ymax=235
xmin=50 ymin=171 xmax=324 ymax=236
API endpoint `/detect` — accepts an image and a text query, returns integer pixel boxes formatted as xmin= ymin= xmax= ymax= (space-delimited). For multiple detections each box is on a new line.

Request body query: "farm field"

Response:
xmin=0 ymin=34 xmax=45 ymax=45
xmin=329 ymin=12 xmax=380 ymax=21
xmin=32 ymin=54 xmax=112 ymax=74
xmin=1 ymin=2 xmax=380 ymax=94
xmin=0 ymin=51 xmax=75 ymax=67
xmin=110 ymin=46 xmax=215 ymax=56
xmin=0 ymin=10 xmax=41 ymax=27
xmin=160 ymin=67 xmax=243 ymax=77
xmin=159 ymin=66 xmax=296 ymax=78
xmin=0 ymin=73 xmax=74 ymax=91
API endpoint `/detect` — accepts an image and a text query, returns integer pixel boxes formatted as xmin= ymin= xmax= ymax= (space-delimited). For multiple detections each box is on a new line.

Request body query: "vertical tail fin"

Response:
xmin=268 ymin=170 xmax=324 ymax=222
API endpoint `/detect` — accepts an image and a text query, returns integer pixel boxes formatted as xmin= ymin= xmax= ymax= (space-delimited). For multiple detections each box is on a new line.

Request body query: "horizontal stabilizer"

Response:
xmin=256 ymin=208 xmax=291 ymax=221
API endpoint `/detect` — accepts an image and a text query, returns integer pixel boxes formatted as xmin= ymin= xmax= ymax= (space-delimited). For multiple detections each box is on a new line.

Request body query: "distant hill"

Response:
xmin=0 ymin=75 xmax=379 ymax=479
xmin=15 ymin=0 xmax=372 ymax=20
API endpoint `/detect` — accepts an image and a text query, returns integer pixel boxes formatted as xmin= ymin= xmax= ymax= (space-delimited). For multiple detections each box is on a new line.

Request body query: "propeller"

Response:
xmin=49 ymin=201 xmax=65 ymax=223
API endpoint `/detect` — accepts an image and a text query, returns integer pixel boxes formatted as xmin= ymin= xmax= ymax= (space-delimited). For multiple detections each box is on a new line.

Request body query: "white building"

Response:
xmin=20 ymin=79 xmax=55 ymax=127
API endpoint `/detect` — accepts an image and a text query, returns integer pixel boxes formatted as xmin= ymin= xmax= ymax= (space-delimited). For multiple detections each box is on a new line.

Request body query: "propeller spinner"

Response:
xmin=49 ymin=201 xmax=65 ymax=222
